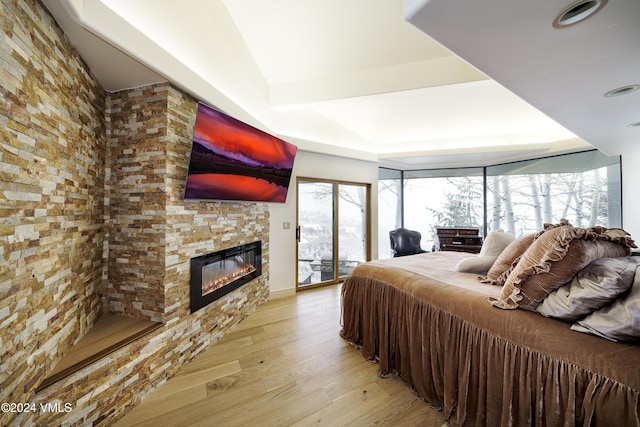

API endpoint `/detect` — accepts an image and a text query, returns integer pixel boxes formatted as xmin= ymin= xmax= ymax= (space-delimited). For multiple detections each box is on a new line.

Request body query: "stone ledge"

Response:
xmin=37 ymin=313 xmax=162 ymax=392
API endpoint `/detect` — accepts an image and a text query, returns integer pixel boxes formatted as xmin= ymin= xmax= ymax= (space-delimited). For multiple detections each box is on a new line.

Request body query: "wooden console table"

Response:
xmin=436 ymin=227 xmax=483 ymax=254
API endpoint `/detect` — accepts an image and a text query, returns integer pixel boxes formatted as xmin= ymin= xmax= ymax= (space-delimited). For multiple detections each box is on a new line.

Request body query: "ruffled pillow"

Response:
xmin=455 ymin=230 xmax=514 ymax=274
xmin=491 ymin=226 xmax=634 ymax=310
xmin=536 ymin=256 xmax=640 ymax=321
xmin=482 ymin=233 xmax=536 ymax=285
xmin=571 ymin=264 xmax=640 ymax=342
xmin=481 ymin=221 xmax=572 ymax=285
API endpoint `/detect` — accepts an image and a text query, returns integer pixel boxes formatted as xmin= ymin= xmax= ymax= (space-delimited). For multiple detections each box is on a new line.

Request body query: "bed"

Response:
xmin=340 ymin=226 xmax=640 ymax=426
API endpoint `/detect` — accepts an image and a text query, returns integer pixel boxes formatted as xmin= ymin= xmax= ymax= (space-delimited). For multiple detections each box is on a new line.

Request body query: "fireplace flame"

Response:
xmin=202 ymin=264 xmax=256 ymax=296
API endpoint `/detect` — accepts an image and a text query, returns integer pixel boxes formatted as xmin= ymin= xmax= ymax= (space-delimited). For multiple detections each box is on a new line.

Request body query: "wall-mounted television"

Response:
xmin=184 ymin=103 xmax=297 ymax=203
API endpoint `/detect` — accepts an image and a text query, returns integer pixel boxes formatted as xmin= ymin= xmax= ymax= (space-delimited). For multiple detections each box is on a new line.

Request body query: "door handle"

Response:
xmin=296 ymin=226 xmax=300 ymax=242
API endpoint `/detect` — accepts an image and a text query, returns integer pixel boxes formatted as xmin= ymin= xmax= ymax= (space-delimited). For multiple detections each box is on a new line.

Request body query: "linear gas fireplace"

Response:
xmin=190 ymin=241 xmax=262 ymax=313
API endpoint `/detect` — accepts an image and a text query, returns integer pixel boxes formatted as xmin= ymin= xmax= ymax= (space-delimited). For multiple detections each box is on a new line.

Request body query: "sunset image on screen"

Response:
xmin=185 ymin=103 xmax=297 ymax=202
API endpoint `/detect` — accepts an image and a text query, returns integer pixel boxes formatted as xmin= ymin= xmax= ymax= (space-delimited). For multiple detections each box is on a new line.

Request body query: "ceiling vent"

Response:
xmin=604 ymin=85 xmax=640 ymax=98
xmin=553 ymin=0 xmax=608 ymax=28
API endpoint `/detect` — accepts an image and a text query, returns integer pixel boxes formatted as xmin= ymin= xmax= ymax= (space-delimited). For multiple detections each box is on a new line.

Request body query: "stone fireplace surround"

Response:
xmin=0 ymin=2 xmax=270 ymax=424
xmin=36 ymin=84 xmax=270 ymax=426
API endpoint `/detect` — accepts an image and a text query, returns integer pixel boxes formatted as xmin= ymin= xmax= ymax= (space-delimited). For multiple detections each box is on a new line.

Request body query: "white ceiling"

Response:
xmin=407 ymin=0 xmax=640 ymax=161
xmin=42 ymin=0 xmax=634 ymax=169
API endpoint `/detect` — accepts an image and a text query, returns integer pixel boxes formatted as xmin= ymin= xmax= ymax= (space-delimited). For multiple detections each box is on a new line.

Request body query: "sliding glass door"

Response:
xmin=296 ymin=178 xmax=370 ymax=289
xmin=297 ymin=180 xmax=335 ymax=287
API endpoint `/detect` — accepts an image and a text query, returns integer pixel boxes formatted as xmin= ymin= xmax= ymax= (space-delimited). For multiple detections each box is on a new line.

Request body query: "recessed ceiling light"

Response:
xmin=553 ymin=0 xmax=608 ymax=28
xmin=604 ymin=85 xmax=640 ymax=98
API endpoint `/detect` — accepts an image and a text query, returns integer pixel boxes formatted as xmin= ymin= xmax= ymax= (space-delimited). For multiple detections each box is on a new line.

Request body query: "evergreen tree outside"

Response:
xmin=427 ymin=177 xmax=483 ymax=230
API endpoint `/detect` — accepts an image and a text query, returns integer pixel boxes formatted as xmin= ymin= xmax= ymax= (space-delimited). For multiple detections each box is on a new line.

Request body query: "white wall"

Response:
xmin=622 ymin=153 xmax=640 ymax=240
xmin=268 ymin=150 xmax=379 ymax=296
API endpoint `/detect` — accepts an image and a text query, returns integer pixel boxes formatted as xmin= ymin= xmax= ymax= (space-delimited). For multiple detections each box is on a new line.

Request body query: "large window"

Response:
xmin=378 ymin=150 xmax=622 ymax=259
xmin=378 ymin=167 xmax=484 ymax=257
xmin=403 ymin=168 xmax=484 ymax=253
xmin=486 ymin=151 xmax=621 ymax=235
xmin=378 ymin=168 xmax=402 ymax=257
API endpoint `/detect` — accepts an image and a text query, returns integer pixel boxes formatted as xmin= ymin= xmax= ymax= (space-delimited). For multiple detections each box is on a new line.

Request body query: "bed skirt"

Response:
xmin=340 ymin=270 xmax=640 ymax=427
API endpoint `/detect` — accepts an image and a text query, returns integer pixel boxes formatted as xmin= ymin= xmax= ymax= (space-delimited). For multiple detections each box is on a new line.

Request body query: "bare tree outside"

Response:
xmin=378 ymin=177 xmax=403 ymax=257
xmin=486 ymin=169 xmax=611 ymax=236
xmin=298 ymin=180 xmax=369 ymax=285
xmin=377 ymin=151 xmax=620 ymax=259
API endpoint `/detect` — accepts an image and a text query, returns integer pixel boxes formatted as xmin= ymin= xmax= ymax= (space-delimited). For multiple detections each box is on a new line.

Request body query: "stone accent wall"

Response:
xmin=1 ymin=1 xmax=270 ymax=425
xmin=0 ymin=0 xmax=105 ymax=420
xmin=105 ymin=84 xmax=270 ymax=323
xmin=105 ymin=85 xmax=173 ymax=322
xmin=162 ymin=86 xmax=270 ymax=323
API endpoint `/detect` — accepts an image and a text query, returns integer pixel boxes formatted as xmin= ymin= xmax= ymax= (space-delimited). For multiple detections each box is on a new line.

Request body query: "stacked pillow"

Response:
xmin=481 ymin=220 xmax=572 ymax=286
xmin=454 ymin=229 xmax=515 ymax=274
xmin=537 ymin=256 xmax=640 ymax=321
xmin=481 ymin=233 xmax=536 ymax=285
xmin=571 ymin=268 xmax=640 ymax=342
xmin=479 ymin=223 xmax=640 ymax=342
xmin=491 ymin=225 xmax=631 ymax=310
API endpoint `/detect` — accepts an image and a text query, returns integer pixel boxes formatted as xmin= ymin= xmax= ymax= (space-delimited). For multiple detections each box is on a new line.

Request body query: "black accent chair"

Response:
xmin=389 ymin=228 xmax=427 ymax=257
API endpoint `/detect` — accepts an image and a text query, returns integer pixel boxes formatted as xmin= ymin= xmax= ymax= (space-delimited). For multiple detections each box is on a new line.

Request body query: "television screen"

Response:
xmin=184 ymin=103 xmax=297 ymax=202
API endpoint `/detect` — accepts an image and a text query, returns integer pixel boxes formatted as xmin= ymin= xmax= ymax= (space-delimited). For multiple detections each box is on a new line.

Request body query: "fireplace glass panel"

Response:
xmin=190 ymin=241 xmax=262 ymax=313
xmin=201 ymin=249 xmax=257 ymax=296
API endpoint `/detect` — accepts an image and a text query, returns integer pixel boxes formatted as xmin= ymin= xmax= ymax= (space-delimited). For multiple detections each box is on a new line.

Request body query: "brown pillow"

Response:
xmin=482 ymin=220 xmax=575 ymax=286
xmin=492 ymin=226 xmax=631 ymax=310
xmin=482 ymin=233 xmax=536 ymax=285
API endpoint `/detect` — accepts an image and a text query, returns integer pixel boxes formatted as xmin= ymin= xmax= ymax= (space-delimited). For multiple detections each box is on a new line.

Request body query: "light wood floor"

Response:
xmin=114 ymin=284 xmax=447 ymax=427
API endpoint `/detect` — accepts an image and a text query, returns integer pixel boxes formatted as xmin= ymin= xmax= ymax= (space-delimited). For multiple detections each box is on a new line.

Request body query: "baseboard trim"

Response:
xmin=269 ymin=288 xmax=296 ymax=299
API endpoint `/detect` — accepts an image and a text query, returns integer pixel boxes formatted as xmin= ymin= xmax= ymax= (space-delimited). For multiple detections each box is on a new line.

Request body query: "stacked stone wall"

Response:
xmin=105 ymin=85 xmax=172 ymax=322
xmin=0 ymin=0 xmax=105 ymax=422
xmin=1 ymin=1 xmax=269 ymax=425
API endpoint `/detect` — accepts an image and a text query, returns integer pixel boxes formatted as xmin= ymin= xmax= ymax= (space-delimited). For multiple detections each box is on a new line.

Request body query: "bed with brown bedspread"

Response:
xmin=340 ymin=249 xmax=640 ymax=426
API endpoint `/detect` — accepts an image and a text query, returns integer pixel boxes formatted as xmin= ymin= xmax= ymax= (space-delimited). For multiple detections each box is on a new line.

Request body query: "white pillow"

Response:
xmin=455 ymin=230 xmax=514 ymax=274
xmin=479 ymin=229 xmax=515 ymax=257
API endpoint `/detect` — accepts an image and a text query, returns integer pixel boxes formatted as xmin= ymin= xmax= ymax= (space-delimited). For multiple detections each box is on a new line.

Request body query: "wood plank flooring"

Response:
xmin=114 ymin=284 xmax=447 ymax=427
